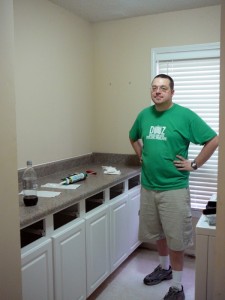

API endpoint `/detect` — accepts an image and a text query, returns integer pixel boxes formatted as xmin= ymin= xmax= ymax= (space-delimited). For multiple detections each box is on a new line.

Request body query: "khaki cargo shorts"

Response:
xmin=138 ymin=187 xmax=193 ymax=251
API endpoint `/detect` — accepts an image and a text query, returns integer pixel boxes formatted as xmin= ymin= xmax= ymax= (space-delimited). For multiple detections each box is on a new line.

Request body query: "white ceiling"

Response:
xmin=48 ymin=0 xmax=220 ymax=23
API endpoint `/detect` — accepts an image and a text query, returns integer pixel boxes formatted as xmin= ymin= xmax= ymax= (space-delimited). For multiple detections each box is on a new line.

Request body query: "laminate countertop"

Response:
xmin=19 ymin=153 xmax=141 ymax=228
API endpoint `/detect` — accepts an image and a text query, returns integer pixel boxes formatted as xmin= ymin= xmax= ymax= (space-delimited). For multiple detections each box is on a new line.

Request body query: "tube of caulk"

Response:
xmin=61 ymin=172 xmax=87 ymax=185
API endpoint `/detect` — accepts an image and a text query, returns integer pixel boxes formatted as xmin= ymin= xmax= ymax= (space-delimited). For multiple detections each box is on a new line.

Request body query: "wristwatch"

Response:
xmin=191 ymin=160 xmax=198 ymax=170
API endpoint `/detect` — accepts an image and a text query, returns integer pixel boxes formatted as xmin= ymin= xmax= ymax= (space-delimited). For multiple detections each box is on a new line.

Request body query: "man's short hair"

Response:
xmin=153 ymin=74 xmax=174 ymax=90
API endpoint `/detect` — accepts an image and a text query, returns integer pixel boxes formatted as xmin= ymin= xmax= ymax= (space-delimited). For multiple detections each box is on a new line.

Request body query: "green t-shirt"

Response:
xmin=129 ymin=103 xmax=217 ymax=191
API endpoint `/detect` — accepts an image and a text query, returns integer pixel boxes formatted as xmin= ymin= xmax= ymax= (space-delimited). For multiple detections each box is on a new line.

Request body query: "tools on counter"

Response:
xmin=202 ymin=193 xmax=217 ymax=225
xmin=60 ymin=166 xmax=121 ymax=185
xmin=60 ymin=169 xmax=97 ymax=185
xmin=61 ymin=172 xmax=88 ymax=185
xmin=86 ymin=169 xmax=97 ymax=175
xmin=203 ymin=201 xmax=217 ymax=215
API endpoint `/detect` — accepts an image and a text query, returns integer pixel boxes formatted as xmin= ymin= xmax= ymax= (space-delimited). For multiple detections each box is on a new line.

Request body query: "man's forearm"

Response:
xmin=195 ymin=135 xmax=219 ymax=168
xmin=129 ymin=138 xmax=143 ymax=161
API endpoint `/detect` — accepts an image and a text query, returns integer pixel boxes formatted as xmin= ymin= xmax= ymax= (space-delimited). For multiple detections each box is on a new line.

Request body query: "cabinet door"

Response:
xmin=110 ymin=194 xmax=129 ymax=272
xmin=207 ymin=236 xmax=216 ymax=300
xmin=128 ymin=187 xmax=141 ymax=254
xmin=195 ymin=234 xmax=208 ymax=300
xmin=52 ymin=218 xmax=86 ymax=300
xmin=86 ymin=205 xmax=110 ymax=297
xmin=21 ymin=237 xmax=53 ymax=300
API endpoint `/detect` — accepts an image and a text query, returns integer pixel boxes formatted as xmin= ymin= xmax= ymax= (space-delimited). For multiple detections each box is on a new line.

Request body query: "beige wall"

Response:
xmin=13 ymin=4 xmax=221 ymax=168
xmin=14 ymin=0 xmax=94 ymax=168
xmin=92 ymin=6 xmax=220 ymax=153
xmin=0 ymin=0 xmax=22 ymax=298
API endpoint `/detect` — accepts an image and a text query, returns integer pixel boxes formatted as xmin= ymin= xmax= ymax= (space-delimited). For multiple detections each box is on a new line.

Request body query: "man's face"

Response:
xmin=151 ymin=77 xmax=174 ymax=108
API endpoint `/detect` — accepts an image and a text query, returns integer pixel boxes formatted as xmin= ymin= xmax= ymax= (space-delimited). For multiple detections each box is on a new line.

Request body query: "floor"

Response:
xmin=87 ymin=247 xmax=195 ymax=300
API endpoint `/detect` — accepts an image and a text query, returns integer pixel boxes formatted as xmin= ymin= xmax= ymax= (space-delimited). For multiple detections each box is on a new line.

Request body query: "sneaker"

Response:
xmin=143 ymin=264 xmax=172 ymax=286
xmin=163 ymin=286 xmax=185 ymax=300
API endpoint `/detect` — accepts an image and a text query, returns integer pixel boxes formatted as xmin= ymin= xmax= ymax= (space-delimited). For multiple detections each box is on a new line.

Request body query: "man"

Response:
xmin=129 ymin=74 xmax=219 ymax=300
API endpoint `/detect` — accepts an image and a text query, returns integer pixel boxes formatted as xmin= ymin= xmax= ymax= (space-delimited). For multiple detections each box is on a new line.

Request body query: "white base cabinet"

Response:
xmin=195 ymin=215 xmax=216 ymax=300
xmin=21 ymin=175 xmax=140 ymax=300
xmin=21 ymin=237 xmax=53 ymax=300
xmin=52 ymin=218 xmax=86 ymax=300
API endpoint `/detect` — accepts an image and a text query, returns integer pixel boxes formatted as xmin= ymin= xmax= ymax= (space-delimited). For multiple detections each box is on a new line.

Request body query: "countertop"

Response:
xmin=196 ymin=214 xmax=216 ymax=236
xmin=19 ymin=153 xmax=141 ymax=228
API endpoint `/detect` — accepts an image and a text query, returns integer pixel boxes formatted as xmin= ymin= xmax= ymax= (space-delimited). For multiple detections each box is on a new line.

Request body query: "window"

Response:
xmin=151 ymin=43 xmax=220 ymax=210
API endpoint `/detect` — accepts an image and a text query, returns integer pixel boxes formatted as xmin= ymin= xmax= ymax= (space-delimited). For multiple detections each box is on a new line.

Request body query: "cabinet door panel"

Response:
xmin=207 ymin=236 xmax=216 ymax=300
xmin=21 ymin=238 xmax=53 ymax=300
xmin=86 ymin=205 xmax=110 ymax=296
xmin=195 ymin=234 xmax=208 ymax=300
xmin=52 ymin=219 xmax=86 ymax=300
xmin=110 ymin=194 xmax=129 ymax=272
xmin=128 ymin=187 xmax=141 ymax=253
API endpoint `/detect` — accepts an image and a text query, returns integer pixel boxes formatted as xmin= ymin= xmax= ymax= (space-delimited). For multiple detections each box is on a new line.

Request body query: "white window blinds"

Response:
xmin=152 ymin=44 xmax=220 ymax=210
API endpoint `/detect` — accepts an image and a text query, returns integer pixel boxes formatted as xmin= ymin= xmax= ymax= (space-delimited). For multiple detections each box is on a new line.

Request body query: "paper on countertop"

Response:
xmin=19 ymin=190 xmax=60 ymax=198
xmin=41 ymin=183 xmax=81 ymax=190
xmin=37 ymin=190 xmax=60 ymax=197
xmin=102 ymin=166 xmax=121 ymax=175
